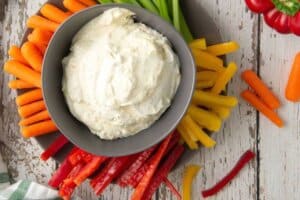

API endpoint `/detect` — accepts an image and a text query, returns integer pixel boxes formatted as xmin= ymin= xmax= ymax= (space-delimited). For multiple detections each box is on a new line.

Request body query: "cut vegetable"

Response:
xmin=27 ymin=15 xmax=59 ymax=32
xmin=21 ymin=42 xmax=43 ymax=72
xmin=40 ymin=4 xmax=71 ymax=23
xmin=8 ymin=46 xmax=29 ymax=65
xmin=242 ymin=69 xmax=281 ymax=109
xmin=211 ymin=62 xmax=238 ymax=94
xmin=63 ymin=0 xmax=88 ymax=13
xmin=211 ymin=106 xmax=231 ymax=120
xmin=8 ymin=80 xmax=35 ymax=89
xmin=172 ymin=0 xmax=180 ymax=32
xmin=188 ymin=105 xmax=222 ymax=132
xmin=40 ymin=134 xmax=69 ymax=161
xmin=18 ymin=100 xmax=46 ymax=118
xmin=16 ymin=89 xmax=43 ymax=106
xmin=19 ymin=110 xmax=50 ymax=126
xmin=34 ymin=43 xmax=47 ymax=55
xmin=202 ymin=150 xmax=255 ymax=198
xmin=196 ymin=80 xmax=215 ymax=89
xmin=189 ymin=38 xmax=207 ymax=50
xmin=206 ymin=41 xmax=239 ymax=56
xmin=138 ymin=0 xmax=159 ymax=14
xmin=196 ymin=71 xmax=218 ymax=82
xmin=183 ymin=165 xmax=200 ymax=200
xmin=21 ymin=120 xmax=58 ymax=138
xmin=28 ymin=29 xmax=53 ymax=46
xmin=285 ymin=52 xmax=300 ymax=102
xmin=176 ymin=124 xmax=198 ymax=150
xmin=4 ymin=60 xmax=41 ymax=88
xmin=192 ymin=90 xmax=238 ymax=108
xmin=77 ymin=0 xmax=97 ymax=6
xmin=163 ymin=178 xmax=182 ymax=200
xmin=191 ymin=49 xmax=224 ymax=72
xmin=241 ymin=90 xmax=284 ymax=127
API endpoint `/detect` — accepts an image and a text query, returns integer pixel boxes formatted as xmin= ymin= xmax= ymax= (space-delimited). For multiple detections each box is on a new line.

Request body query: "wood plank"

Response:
xmin=259 ymin=20 xmax=300 ymax=200
xmin=156 ymin=1 xmax=259 ymax=199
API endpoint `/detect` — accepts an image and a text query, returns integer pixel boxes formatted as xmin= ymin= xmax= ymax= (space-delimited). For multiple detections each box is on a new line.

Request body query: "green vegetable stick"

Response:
xmin=152 ymin=0 xmax=159 ymax=8
xmin=179 ymin=7 xmax=193 ymax=42
xmin=113 ymin=0 xmax=140 ymax=6
xmin=158 ymin=0 xmax=171 ymax=22
xmin=98 ymin=0 xmax=113 ymax=3
xmin=138 ymin=0 xmax=159 ymax=15
xmin=172 ymin=0 xmax=180 ymax=32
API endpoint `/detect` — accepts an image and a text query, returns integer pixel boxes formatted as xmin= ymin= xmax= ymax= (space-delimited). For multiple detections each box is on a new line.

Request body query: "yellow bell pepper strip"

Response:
xmin=183 ymin=165 xmax=201 ymax=200
xmin=211 ymin=62 xmax=238 ymax=94
xmin=178 ymin=120 xmax=198 ymax=142
xmin=211 ymin=106 xmax=231 ymax=120
xmin=206 ymin=41 xmax=239 ymax=56
xmin=181 ymin=115 xmax=216 ymax=148
xmin=196 ymin=71 xmax=219 ymax=82
xmin=188 ymin=105 xmax=222 ymax=132
xmin=192 ymin=90 xmax=238 ymax=108
xmin=176 ymin=126 xmax=198 ymax=150
xmin=196 ymin=80 xmax=215 ymax=89
xmin=189 ymin=38 xmax=207 ymax=50
xmin=191 ymin=49 xmax=225 ymax=72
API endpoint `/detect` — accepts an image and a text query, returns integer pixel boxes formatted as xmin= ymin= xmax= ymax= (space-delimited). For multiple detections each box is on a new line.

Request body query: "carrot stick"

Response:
xmin=18 ymin=100 xmax=46 ymax=118
xmin=34 ymin=43 xmax=47 ymax=55
xmin=16 ymin=89 xmax=43 ymax=106
xmin=28 ymin=29 xmax=53 ymax=46
xmin=21 ymin=120 xmax=58 ymax=138
xmin=27 ymin=15 xmax=59 ymax=32
xmin=242 ymin=69 xmax=281 ymax=109
xmin=40 ymin=3 xmax=71 ymax=23
xmin=241 ymin=90 xmax=284 ymax=127
xmin=4 ymin=60 xmax=41 ymax=88
xmin=19 ymin=110 xmax=50 ymax=126
xmin=285 ymin=52 xmax=300 ymax=102
xmin=8 ymin=46 xmax=29 ymax=65
xmin=8 ymin=80 xmax=35 ymax=89
xmin=63 ymin=0 xmax=87 ymax=13
xmin=21 ymin=42 xmax=43 ymax=72
xmin=77 ymin=0 xmax=97 ymax=6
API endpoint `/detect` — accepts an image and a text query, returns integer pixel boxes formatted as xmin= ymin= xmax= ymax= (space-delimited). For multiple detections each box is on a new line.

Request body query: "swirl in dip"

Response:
xmin=62 ymin=8 xmax=181 ymax=140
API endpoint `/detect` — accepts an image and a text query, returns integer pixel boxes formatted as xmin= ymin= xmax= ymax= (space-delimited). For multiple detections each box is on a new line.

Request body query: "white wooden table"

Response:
xmin=1 ymin=0 xmax=300 ymax=199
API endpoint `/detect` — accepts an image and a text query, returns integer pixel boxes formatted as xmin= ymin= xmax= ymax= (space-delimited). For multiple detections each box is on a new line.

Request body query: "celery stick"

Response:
xmin=138 ymin=0 xmax=159 ymax=15
xmin=172 ymin=0 xmax=180 ymax=32
xmin=113 ymin=0 xmax=140 ymax=6
xmin=179 ymin=7 xmax=193 ymax=42
xmin=98 ymin=0 xmax=113 ymax=3
xmin=158 ymin=0 xmax=171 ymax=22
xmin=152 ymin=0 xmax=160 ymax=8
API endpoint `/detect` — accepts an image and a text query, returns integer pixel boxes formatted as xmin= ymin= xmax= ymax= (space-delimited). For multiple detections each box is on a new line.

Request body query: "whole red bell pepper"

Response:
xmin=245 ymin=0 xmax=300 ymax=36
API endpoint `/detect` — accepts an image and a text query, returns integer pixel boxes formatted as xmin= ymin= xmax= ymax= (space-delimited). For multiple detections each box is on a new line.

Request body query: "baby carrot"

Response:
xmin=8 ymin=46 xmax=28 ymax=65
xmin=40 ymin=4 xmax=71 ymax=23
xmin=77 ymin=0 xmax=97 ymax=6
xmin=16 ymin=89 xmax=43 ymax=106
xmin=4 ymin=60 xmax=41 ymax=88
xmin=27 ymin=15 xmax=59 ymax=32
xmin=285 ymin=52 xmax=300 ymax=102
xmin=21 ymin=120 xmax=58 ymax=138
xmin=19 ymin=110 xmax=50 ymax=126
xmin=8 ymin=80 xmax=35 ymax=89
xmin=18 ymin=100 xmax=46 ymax=118
xmin=242 ymin=69 xmax=280 ymax=109
xmin=28 ymin=29 xmax=53 ymax=46
xmin=211 ymin=62 xmax=237 ymax=94
xmin=21 ymin=42 xmax=43 ymax=72
xmin=241 ymin=90 xmax=284 ymax=127
xmin=34 ymin=43 xmax=47 ymax=55
xmin=63 ymin=0 xmax=87 ymax=13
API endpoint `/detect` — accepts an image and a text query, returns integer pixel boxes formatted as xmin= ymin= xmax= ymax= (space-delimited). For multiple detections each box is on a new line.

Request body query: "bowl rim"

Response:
xmin=42 ymin=4 xmax=196 ymax=156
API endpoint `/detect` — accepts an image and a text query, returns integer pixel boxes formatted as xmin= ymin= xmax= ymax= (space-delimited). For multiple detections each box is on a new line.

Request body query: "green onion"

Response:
xmin=138 ymin=0 xmax=159 ymax=15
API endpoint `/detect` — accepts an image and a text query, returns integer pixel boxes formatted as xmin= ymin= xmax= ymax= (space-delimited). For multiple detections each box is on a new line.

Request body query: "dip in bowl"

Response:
xmin=43 ymin=4 xmax=195 ymax=156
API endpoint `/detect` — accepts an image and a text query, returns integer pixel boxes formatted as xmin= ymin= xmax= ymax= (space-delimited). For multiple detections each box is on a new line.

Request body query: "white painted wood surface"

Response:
xmin=0 ymin=0 xmax=299 ymax=199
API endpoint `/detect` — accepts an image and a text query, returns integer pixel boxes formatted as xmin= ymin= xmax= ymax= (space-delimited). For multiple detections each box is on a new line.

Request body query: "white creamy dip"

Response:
xmin=62 ymin=8 xmax=180 ymax=140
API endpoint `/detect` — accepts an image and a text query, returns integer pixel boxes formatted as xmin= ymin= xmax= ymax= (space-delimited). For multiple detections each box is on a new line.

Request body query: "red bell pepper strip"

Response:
xmin=48 ymin=147 xmax=78 ymax=188
xmin=40 ymin=134 xmax=69 ymax=161
xmin=141 ymin=144 xmax=184 ymax=200
xmin=201 ymin=150 xmax=255 ymax=198
xmin=163 ymin=177 xmax=182 ymax=200
xmin=117 ymin=144 xmax=158 ymax=187
xmin=90 ymin=154 xmax=138 ymax=195
xmin=129 ymin=132 xmax=180 ymax=187
xmin=245 ymin=0 xmax=274 ymax=13
xmin=131 ymin=134 xmax=172 ymax=200
xmin=73 ymin=156 xmax=108 ymax=186
xmin=59 ymin=181 xmax=76 ymax=200
xmin=67 ymin=148 xmax=94 ymax=166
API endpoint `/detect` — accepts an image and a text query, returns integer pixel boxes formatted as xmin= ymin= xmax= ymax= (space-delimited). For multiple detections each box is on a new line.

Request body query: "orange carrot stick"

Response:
xmin=19 ymin=110 xmax=50 ymax=126
xmin=241 ymin=70 xmax=280 ymax=110
xmin=8 ymin=80 xmax=35 ymax=89
xmin=241 ymin=90 xmax=284 ymax=127
xmin=16 ymin=89 xmax=43 ymax=106
xmin=18 ymin=100 xmax=46 ymax=118
xmin=40 ymin=3 xmax=71 ymax=23
xmin=77 ymin=0 xmax=97 ymax=6
xmin=34 ymin=43 xmax=47 ymax=55
xmin=27 ymin=15 xmax=59 ymax=32
xmin=4 ymin=60 xmax=41 ymax=88
xmin=8 ymin=46 xmax=28 ymax=65
xmin=28 ymin=29 xmax=53 ymax=46
xmin=285 ymin=52 xmax=300 ymax=102
xmin=21 ymin=42 xmax=43 ymax=72
xmin=21 ymin=120 xmax=58 ymax=138
xmin=63 ymin=0 xmax=88 ymax=13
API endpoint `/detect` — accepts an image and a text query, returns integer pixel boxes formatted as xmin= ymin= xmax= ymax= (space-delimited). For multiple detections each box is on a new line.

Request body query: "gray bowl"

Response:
xmin=42 ymin=4 xmax=196 ymax=157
